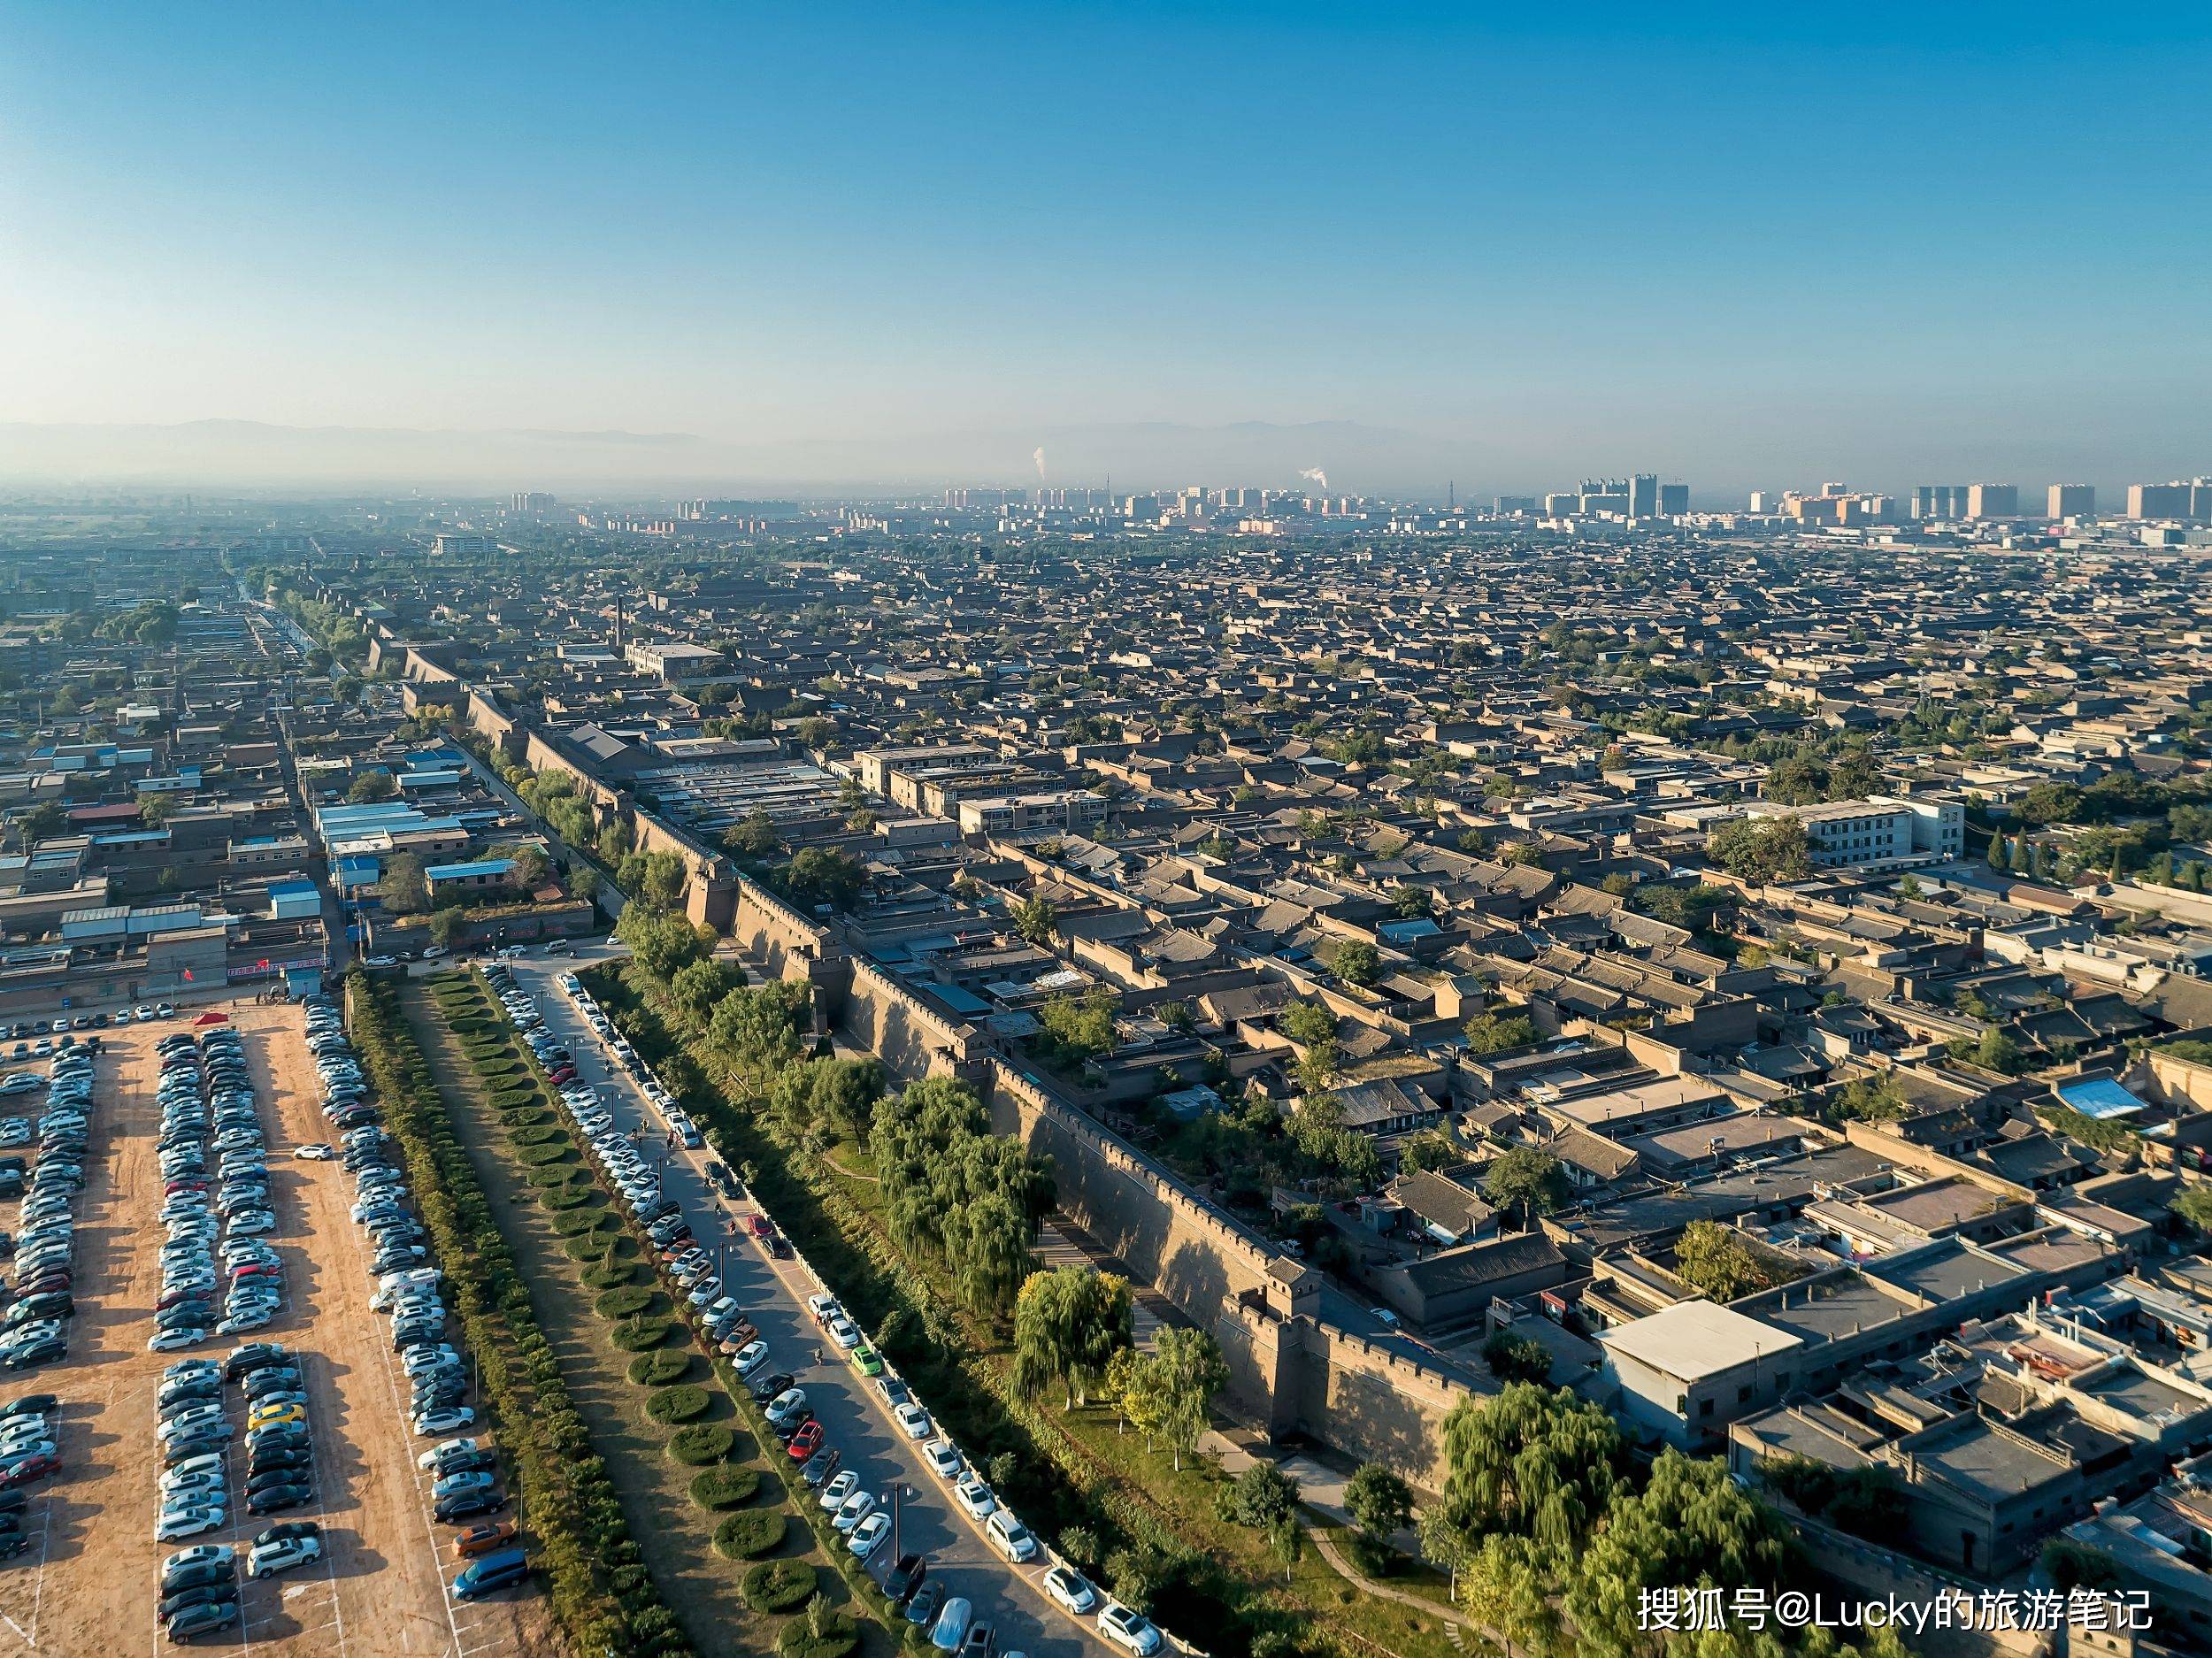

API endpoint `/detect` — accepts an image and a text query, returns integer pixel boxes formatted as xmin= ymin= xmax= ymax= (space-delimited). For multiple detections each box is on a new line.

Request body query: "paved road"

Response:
xmin=501 ymin=955 xmax=1109 ymax=1658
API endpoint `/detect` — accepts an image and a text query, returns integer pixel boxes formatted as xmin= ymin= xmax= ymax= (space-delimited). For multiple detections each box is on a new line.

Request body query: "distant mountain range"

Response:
xmin=0 ymin=417 xmax=1475 ymax=498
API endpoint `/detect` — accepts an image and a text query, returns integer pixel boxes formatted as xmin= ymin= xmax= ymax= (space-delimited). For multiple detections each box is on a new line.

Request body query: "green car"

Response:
xmin=850 ymin=1343 xmax=884 ymax=1378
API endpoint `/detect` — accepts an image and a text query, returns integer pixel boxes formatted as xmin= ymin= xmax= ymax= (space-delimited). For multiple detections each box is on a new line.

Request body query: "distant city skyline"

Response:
xmin=3 ymin=4 xmax=2208 ymax=489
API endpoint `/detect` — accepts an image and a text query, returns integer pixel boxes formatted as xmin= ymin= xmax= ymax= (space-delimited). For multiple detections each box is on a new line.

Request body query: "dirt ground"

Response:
xmin=0 ymin=1002 xmax=557 ymax=1658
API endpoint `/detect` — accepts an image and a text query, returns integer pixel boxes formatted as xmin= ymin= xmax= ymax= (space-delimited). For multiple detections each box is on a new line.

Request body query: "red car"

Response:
xmin=785 ymin=1421 xmax=825 ymax=1462
xmin=0 ymin=1454 xmax=58 ymax=1488
xmin=745 ymin=1215 xmax=772 ymax=1240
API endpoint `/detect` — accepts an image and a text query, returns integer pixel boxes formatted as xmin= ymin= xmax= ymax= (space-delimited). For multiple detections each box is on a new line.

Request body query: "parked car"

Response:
xmin=1098 ymin=1605 xmax=1164 ymax=1656
xmin=451 ymin=1547 xmax=529 ymax=1601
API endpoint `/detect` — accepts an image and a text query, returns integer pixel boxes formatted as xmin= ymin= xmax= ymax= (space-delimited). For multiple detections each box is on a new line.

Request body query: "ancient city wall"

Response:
xmin=982 ymin=1063 xmax=1472 ymax=1488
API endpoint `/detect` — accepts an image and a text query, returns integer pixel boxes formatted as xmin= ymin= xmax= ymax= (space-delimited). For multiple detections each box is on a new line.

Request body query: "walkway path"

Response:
xmin=1309 ymin=1531 xmax=1478 ymax=1654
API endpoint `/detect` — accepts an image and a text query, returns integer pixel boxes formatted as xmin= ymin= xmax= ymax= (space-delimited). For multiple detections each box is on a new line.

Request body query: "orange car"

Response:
xmin=452 ymin=1522 xmax=518 ymax=1560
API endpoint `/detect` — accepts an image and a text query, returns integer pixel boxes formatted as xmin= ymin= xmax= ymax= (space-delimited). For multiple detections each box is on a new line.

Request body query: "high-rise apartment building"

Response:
xmin=1912 ymin=485 xmax=1970 ymax=518
xmin=1966 ymin=483 xmax=2017 ymax=518
xmin=2127 ymin=481 xmax=2212 ymax=519
xmin=1658 ymin=481 xmax=1688 ymax=515
xmin=2047 ymin=484 xmax=2095 ymax=518
xmin=1628 ymin=474 xmax=1660 ymax=516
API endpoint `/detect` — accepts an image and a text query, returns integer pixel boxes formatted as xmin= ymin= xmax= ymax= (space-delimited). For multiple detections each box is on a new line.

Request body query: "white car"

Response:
xmin=156 ymin=1507 xmax=227 ymax=1542
xmin=763 ymin=1389 xmax=807 ymax=1428
xmin=987 ymin=1508 xmax=1039 ymax=1562
xmin=419 ymin=1436 xmax=484 ymax=1470
xmin=832 ymin=1489 xmax=877 ymax=1534
xmin=1043 ymin=1566 xmax=1099 ymax=1615
xmin=951 ymin=1473 xmax=996 ymax=1520
xmin=149 ymin=1328 xmax=211 ymax=1352
xmin=818 ymin=1470 xmax=858 ymax=1512
xmin=826 ymin=1317 xmax=861 ymax=1350
xmin=293 ymin=1144 xmax=335 ymax=1161
xmin=1098 ymin=1606 xmax=1164 ymax=1656
xmin=921 ymin=1439 xmax=963 ymax=1482
xmin=412 ymin=1406 xmax=476 ymax=1437
xmin=848 ymin=1512 xmax=891 ymax=1558
xmin=733 ymin=1341 xmax=770 ymax=1378
xmin=162 ymin=1544 xmax=234 ymax=1575
xmin=248 ymin=1535 xmax=325 ymax=1578
xmin=894 ymin=1402 xmax=932 ymax=1441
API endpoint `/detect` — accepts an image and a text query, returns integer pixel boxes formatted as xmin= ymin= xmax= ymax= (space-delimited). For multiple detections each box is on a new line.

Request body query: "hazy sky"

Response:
xmin=4 ymin=3 xmax=2208 ymax=495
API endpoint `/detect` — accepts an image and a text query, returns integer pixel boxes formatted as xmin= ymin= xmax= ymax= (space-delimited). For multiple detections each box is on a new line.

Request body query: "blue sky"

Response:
xmin=3 ymin=3 xmax=2208 ymax=493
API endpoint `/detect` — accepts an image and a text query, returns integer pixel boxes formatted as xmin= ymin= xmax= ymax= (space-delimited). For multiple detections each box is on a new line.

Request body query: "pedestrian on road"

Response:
xmin=814 ymin=1346 xmax=824 ymax=1367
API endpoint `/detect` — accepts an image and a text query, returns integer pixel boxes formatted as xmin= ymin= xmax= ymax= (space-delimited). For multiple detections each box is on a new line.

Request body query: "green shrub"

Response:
xmin=565 ymin=1234 xmax=612 ymax=1261
xmin=667 ymin=1424 xmax=735 ymax=1465
xmin=614 ymin=1317 xmax=675 ymax=1351
xmin=645 ymin=1384 xmax=711 ymax=1424
xmin=687 ymin=1463 xmax=762 ymax=1509
xmin=511 ymin=1124 xmax=569 ymax=1147
xmin=528 ymin=1163 xmax=588 ymax=1187
xmin=553 ymin=1209 xmax=615 ymax=1237
xmin=778 ymin=1608 xmax=858 ymax=1658
xmin=628 ymin=1349 xmax=693 ymax=1386
xmin=737 ymin=1544 xmax=807 ymax=1593
xmin=541 ymin=1187 xmax=596 ymax=1211
xmin=516 ymin=1141 xmax=572 ymax=1167
xmin=585 ymin=1262 xmax=638 ymax=1290
xmin=596 ymin=1286 xmax=657 ymax=1319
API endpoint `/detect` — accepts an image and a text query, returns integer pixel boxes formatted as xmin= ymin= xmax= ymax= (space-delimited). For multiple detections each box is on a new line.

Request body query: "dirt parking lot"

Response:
xmin=0 ymin=1002 xmax=553 ymax=1658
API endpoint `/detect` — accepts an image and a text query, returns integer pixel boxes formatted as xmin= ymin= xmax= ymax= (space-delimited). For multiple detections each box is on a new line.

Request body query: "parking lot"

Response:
xmin=0 ymin=1002 xmax=551 ymax=1658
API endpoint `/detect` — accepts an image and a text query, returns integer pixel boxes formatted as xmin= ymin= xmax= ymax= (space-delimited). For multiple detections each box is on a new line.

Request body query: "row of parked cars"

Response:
xmin=151 ymin=1341 xmax=327 ymax=1641
xmin=309 ymin=990 xmax=528 ymax=1600
xmin=0 ymin=1393 xmax=61 ymax=1557
xmin=0 ymin=1044 xmax=99 ymax=1374
xmin=556 ymin=973 xmax=703 ymax=1147
xmin=149 ymin=1026 xmax=288 ymax=1355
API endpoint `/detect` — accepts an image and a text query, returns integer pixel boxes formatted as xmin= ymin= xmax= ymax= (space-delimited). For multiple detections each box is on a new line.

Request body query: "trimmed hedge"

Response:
xmin=628 ymin=1349 xmax=692 ymax=1386
xmin=512 ymin=1124 xmax=570 ymax=1147
xmin=553 ymin=1209 xmax=617 ymax=1237
xmin=778 ymin=1609 xmax=858 ymax=1658
xmin=586 ymin=1262 xmax=639 ymax=1290
xmin=541 ymin=1187 xmax=598 ymax=1212
xmin=645 ymin=1384 xmax=711 ymax=1424
xmin=740 ymin=1555 xmax=812 ymax=1607
xmin=613 ymin=1317 xmax=674 ymax=1351
xmin=596 ymin=1286 xmax=657 ymax=1319
xmin=667 ymin=1424 xmax=735 ymax=1465
xmin=687 ymin=1463 xmax=761 ymax=1509
xmin=515 ymin=1142 xmax=572 ymax=1167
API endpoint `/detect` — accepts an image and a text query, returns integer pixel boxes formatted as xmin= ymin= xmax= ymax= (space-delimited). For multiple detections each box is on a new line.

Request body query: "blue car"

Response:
xmin=452 ymin=1547 xmax=529 ymax=1601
